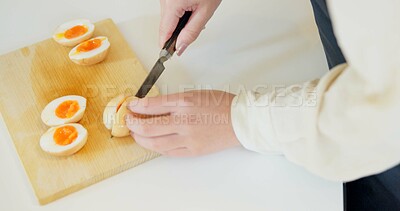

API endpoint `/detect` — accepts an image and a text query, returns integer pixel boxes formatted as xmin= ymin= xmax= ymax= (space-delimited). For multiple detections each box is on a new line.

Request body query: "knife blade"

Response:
xmin=135 ymin=11 xmax=192 ymax=98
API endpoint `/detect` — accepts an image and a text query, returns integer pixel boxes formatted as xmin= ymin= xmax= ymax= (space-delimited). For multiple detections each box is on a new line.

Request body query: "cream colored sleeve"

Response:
xmin=231 ymin=0 xmax=400 ymax=182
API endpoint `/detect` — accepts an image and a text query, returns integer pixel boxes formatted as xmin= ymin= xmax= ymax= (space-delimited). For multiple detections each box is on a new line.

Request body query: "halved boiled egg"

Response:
xmin=41 ymin=95 xmax=87 ymax=127
xmin=40 ymin=123 xmax=88 ymax=156
xmin=53 ymin=19 xmax=95 ymax=47
xmin=103 ymin=94 xmax=136 ymax=137
xmin=69 ymin=36 xmax=110 ymax=65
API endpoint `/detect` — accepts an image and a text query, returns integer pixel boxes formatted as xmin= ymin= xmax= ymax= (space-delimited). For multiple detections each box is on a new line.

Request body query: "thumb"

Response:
xmin=127 ymin=94 xmax=180 ymax=115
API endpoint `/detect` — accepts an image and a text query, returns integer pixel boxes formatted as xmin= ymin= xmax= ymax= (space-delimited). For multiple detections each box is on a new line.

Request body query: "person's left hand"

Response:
xmin=125 ymin=90 xmax=241 ymax=157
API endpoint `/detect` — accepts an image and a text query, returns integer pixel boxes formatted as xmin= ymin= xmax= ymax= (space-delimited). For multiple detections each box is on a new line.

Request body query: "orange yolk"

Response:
xmin=64 ymin=25 xmax=88 ymax=39
xmin=53 ymin=125 xmax=78 ymax=146
xmin=55 ymin=100 xmax=80 ymax=119
xmin=77 ymin=39 xmax=102 ymax=52
xmin=116 ymin=97 xmax=127 ymax=113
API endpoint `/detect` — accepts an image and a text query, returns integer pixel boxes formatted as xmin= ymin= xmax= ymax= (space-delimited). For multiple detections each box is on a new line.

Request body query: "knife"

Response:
xmin=135 ymin=11 xmax=192 ymax=98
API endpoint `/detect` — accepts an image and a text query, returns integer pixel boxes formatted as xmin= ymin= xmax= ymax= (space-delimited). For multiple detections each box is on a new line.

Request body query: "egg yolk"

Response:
xmin=63 ymin=25 xmax=88 ymax=39
xmin=77 ymin=38 xmax=102 ymax=52
xmin=53 ymin=125 xmax=78 ymax=146
xmin=55 ymin=100 xmax=80 ymax=119
xmin=116 ymin=97 xmax=127 ymax=113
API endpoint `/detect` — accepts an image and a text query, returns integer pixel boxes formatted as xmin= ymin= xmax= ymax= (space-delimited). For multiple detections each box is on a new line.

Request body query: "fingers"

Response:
xmin=127 ymin=94 xmax=181 ymax=115
xmin=159 ymin=0 xmax=217 ymax=55
xmin=159 ymin=0 xmax=185 ymax=47
xmin=175 ymin=8 xmax=211 ymax=56
xmin=125 ymin=113 xmax=178 ymax=137
xmin=132 ymin=133 xmax=185 ymax=152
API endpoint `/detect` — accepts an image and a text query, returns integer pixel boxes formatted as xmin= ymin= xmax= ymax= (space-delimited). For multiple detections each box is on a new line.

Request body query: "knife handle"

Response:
xmin=162 ymin=11 xmax=192 ymax=56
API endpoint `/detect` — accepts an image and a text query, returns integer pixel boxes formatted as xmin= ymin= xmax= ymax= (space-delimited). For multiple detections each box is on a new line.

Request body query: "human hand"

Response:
xmin=159 ymin=0 xmax=222 ymax=56
xmin=125 ymin=90 xmax=241 ymax=157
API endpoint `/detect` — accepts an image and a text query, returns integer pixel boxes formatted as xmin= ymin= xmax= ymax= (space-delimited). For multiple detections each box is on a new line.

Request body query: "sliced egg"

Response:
xmin=69 ymin=36 xmax=110 ymax=65
xmin=103 ymin=94 xmax=126 ymax=131
xmin=53 ymin=19 xmax=95 ymax=47
xmin=40 ymin=123 xmax=88 ymax=156
xmin=103 ymin=94 xmax=136 ymax=137
xmin=41 ymin=95 xmax=86 ymax=127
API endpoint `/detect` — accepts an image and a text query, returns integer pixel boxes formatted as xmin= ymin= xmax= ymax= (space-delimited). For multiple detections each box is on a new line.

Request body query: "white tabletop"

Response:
xmin=0 ymin=0 xmax=342 ymax=210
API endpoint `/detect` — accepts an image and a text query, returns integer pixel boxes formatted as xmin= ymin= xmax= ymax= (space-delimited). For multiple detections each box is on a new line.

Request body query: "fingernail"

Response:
xmin=176 ymin=43 xmax=188 ymax=56
xmin=127 ymin=99 xmax=139 ymax=109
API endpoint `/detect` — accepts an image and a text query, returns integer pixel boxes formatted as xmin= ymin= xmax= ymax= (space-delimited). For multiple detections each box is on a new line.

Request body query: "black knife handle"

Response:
xmin=162 ymin=11 xmax=192 ymax=56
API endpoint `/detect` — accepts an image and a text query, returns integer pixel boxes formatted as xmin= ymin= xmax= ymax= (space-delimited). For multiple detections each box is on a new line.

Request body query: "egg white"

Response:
xmin=53 ymin=19 xmax=95 ymax=47
xmin=103 ymin=94 xmax=135 ymax=137
xmin=103 ymin=94 xmax=126 ymax=130
xmin=40 ymin=123 xmax=88 ymax=156
xmin=41 ymin=95 xmax=87 ymax=127
xmin=69 ymin=36 xmax=110 ymax=65
xmin=111 ymin=98 xmax=133 ymax=137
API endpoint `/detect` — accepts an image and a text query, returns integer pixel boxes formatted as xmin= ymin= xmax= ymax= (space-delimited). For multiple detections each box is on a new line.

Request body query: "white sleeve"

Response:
xmin=231 ymin=0 xmax=400 ymax=182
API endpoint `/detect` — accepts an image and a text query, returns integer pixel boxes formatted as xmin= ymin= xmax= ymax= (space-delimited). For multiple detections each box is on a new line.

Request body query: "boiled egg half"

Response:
xmin=40 ymin=123 xmax=88 ymax=156
xmin=69 ymin=36 xmax=110 ymax=65
xmin=53 ymin=19 xmax=95 ymax=47
xmin=41 ymin=95 xmax=86 ymax=127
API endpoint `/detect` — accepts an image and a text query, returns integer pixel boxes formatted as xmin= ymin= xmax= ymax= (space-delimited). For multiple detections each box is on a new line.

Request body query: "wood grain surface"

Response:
xmin=0 ymin=19 xmax=160 ymax=205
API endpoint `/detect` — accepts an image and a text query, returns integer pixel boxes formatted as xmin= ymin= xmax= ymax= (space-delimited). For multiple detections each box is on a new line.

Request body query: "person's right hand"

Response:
xmin=159 ymin=0 xmax=222 ymax=56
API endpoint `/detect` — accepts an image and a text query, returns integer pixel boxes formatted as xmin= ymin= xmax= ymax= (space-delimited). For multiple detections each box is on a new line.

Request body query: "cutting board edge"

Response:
xmin=38 ymin=152 xmax=161 ymax=205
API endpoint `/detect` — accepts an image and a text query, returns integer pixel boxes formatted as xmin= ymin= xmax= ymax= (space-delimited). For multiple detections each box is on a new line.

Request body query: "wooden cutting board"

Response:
xmin=0 ymin=19 xmax=160 ymax=205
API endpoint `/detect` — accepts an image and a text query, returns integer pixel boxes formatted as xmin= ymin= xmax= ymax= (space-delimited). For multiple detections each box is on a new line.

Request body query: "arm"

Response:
xmin=232 ymin=0 xmax=400 ymax=181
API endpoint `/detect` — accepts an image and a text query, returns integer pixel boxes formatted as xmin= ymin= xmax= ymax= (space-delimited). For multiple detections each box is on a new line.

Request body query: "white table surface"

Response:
xmin=0 ymin=0 xmax=342 ymax=210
